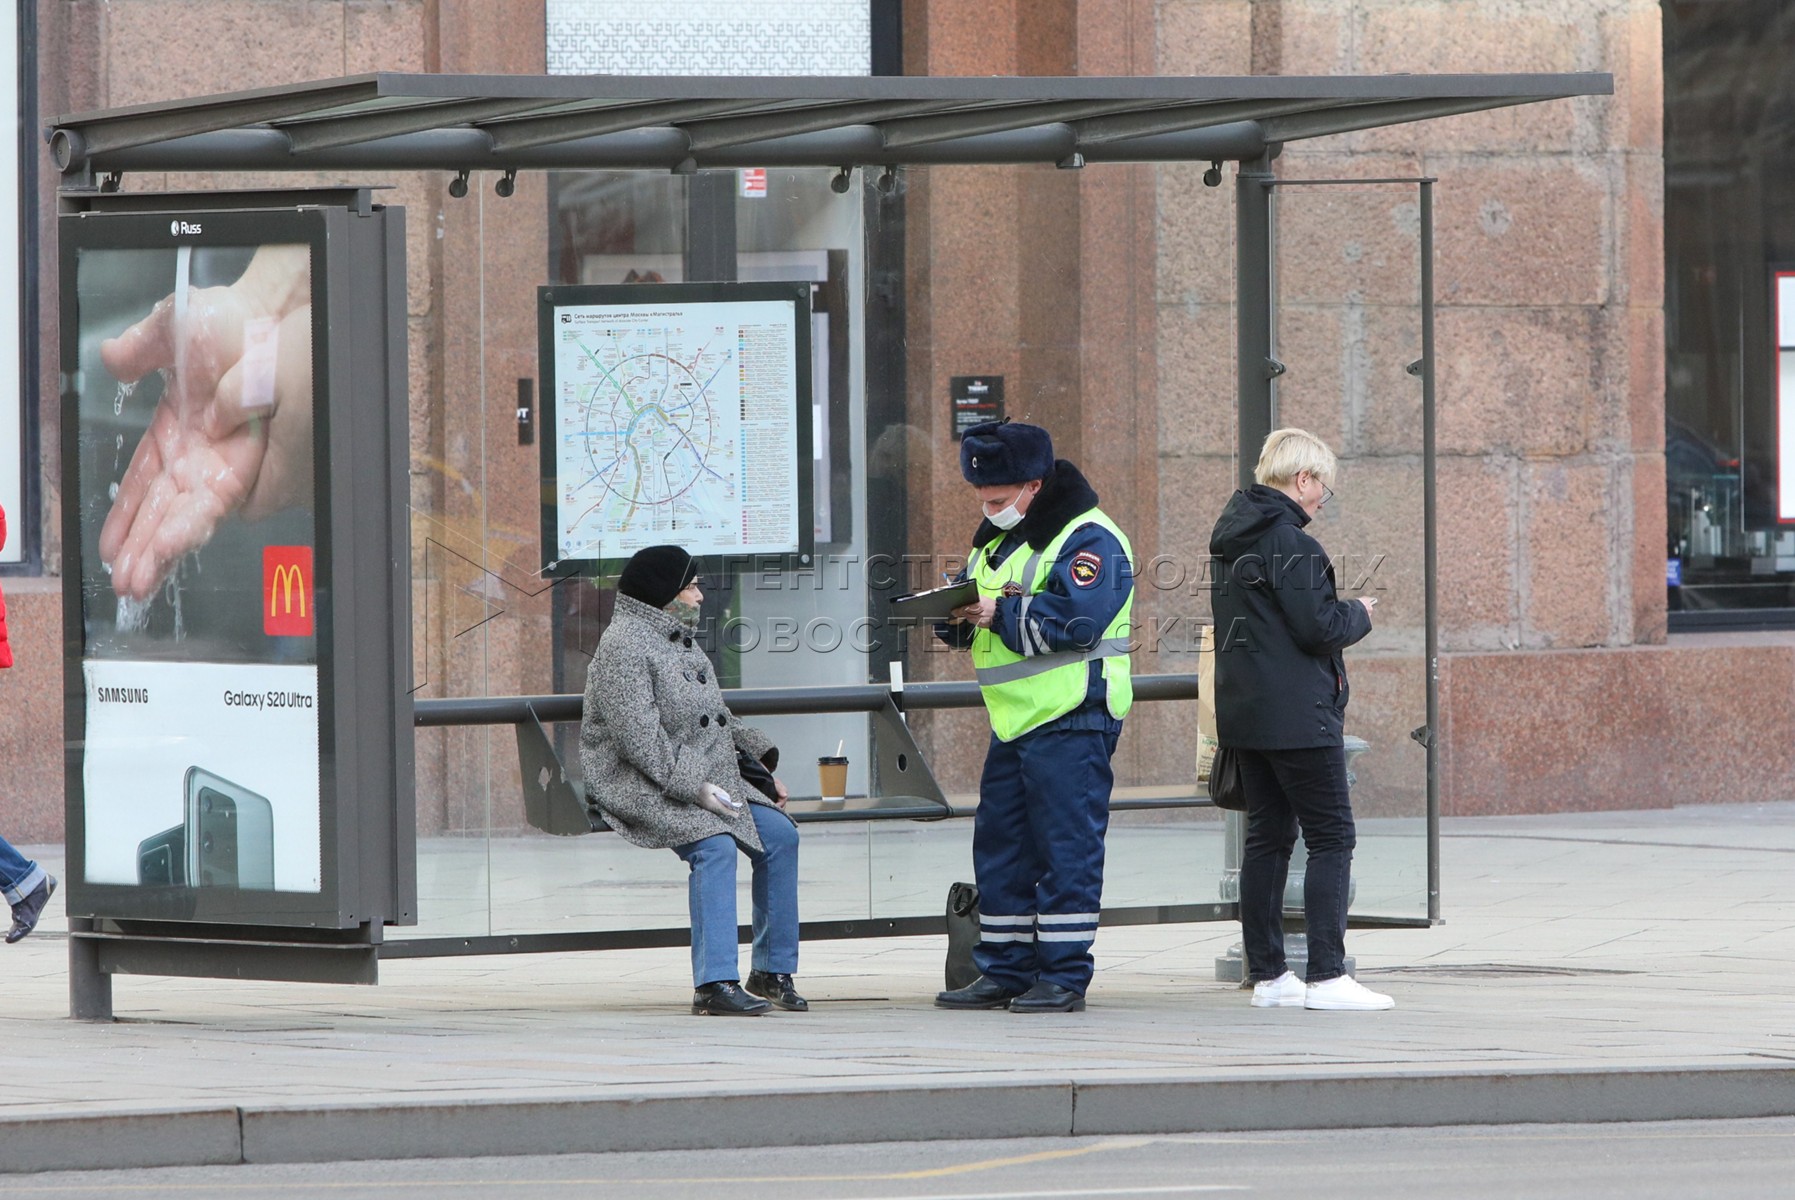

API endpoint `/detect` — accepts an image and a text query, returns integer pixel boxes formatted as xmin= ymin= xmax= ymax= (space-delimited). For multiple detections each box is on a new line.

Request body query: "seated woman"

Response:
xmin=580 ymin=544 xmax=806 ymax=1016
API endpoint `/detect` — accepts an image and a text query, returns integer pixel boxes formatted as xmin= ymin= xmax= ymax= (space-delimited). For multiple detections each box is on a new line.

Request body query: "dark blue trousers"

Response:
xmin=972 ymin=725 xmax=1118 ymax=994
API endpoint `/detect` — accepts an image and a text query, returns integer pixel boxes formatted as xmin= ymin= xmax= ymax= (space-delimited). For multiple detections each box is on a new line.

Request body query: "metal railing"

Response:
xmin=412 ymin=672 xmax=1200 ymax=725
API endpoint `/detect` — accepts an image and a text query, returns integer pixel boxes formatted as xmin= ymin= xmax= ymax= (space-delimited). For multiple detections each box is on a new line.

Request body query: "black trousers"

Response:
xmin=1237 ymin=744 xmax=1356 ymax=984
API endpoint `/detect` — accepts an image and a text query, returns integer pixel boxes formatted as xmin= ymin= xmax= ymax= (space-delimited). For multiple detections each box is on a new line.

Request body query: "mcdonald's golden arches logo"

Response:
xmin=263 ymin=546 xmax=315 ymax=637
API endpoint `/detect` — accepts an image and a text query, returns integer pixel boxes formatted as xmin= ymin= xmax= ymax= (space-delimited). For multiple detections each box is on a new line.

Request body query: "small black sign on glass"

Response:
xmin=950 ymin=375 xmax=1005 ymax=440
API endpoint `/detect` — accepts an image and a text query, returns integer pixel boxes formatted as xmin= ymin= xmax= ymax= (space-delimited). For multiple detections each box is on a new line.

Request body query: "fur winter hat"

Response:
xmin=959 ymin=419 xmax=1054 ymax=486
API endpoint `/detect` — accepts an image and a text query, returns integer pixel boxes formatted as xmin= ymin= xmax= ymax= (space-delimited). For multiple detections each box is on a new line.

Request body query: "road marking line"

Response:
xmin=10 ymin=1182 xmax=1246 ymax=1197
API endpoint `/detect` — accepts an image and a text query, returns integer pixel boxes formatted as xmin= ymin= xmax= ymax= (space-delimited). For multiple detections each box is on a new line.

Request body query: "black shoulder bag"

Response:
xmin=1207 ymin=746 xmax=1248 ymax=812
xmin=736 ymin=751 xmax=782 ymax=802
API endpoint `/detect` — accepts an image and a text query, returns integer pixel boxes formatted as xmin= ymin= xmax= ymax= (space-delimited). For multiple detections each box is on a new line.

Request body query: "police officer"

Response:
xmin=933 ymin=420 xmax=1134 ymax=1014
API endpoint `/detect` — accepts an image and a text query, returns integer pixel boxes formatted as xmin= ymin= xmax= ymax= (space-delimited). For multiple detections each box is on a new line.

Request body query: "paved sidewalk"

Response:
xmin=6 ymin=802 xmax=1795 ymax=1173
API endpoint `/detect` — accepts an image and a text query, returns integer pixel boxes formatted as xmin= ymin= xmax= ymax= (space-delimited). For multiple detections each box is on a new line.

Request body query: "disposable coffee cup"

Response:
xmin=817 ymin=755 xmax=849 ymax=803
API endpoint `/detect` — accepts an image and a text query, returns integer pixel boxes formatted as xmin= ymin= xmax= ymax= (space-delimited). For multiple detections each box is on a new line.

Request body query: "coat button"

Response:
xmin=699 ymin=715 xmax=710 ymax=728
xmin=668 ymin=630 xmax=681 ymax=643
xmin=697 ymin=670 xmax=707 ymax=684
xmin=717 ymin=714 xmax=728 ymax=727
xmin=683 ymin=637 xmax=693 ymax=648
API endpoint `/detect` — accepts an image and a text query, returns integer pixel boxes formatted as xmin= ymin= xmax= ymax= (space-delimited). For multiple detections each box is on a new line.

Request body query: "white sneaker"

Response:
xmin=1304 ymin=975 xmax=1395 ymax=1011
xmin=1250 ymin=970 xmax=1305 ymax=1008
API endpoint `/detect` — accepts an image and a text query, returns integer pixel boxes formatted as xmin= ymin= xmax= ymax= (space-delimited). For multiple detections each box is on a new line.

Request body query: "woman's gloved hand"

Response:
xmin=697 ymin=782 xmax=743 ymax=816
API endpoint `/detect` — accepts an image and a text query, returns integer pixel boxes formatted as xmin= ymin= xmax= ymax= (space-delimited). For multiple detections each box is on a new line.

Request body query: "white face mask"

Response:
xmin=988 ymin=487 xmax=1028 ymax=530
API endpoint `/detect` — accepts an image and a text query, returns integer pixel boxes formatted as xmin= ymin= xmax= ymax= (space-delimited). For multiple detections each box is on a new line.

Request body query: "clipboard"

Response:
xmin=888 ymin=578 xmax=979 ymax=622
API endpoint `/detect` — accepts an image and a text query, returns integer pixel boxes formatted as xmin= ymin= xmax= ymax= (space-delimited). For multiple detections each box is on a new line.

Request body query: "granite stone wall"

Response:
xmin=1153 ymin=0 xmax=1677 ymax=814
xmin=10 ymin=1 xmax=1761 ymax=845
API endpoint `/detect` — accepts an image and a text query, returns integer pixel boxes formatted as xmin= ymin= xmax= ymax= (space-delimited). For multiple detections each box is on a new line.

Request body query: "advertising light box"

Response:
xmin=61 ymin=198 xmax=414 ymax=931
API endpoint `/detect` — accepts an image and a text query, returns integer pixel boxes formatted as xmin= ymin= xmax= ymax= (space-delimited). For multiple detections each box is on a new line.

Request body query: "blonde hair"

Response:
xmin=1253 ymin=427 xmax=1337 ymax=489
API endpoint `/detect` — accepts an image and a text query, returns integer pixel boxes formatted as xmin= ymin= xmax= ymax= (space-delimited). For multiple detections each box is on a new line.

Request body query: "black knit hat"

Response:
xmin=617 ymin=545 xmax=698 ymax=609
xmin=959 ymin=419 xmax=1054 ymax=486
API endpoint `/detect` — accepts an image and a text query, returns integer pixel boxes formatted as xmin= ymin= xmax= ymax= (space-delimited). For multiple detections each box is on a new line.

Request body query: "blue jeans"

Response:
xmin=0 ymin=835 xmax=46 ymax=907
xmin=1238 ymin=745 xmax=1356 ymax=985
xmin=672 ymin=804 xmax=799 ymax=988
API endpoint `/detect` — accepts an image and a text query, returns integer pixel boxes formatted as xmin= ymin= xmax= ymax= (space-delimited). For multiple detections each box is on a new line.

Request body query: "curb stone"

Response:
xmin=10 ymin=1064 xmax=1795 ymax=1175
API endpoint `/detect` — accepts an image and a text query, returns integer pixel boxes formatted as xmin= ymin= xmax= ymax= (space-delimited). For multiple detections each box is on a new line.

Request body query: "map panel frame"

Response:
xmin=537 ymin=281 xmax=815 ymax=578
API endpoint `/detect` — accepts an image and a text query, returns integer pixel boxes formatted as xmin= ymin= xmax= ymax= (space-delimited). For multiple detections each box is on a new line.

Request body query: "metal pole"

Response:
xmin=68 ymin=918 xmax=114 ymax=1021
xmin=683 ymin=170 xmax=738 ymax=283
xmin=1236 ymin=153 xmax=1277 ymax=485
xmin=1216 ymin=153 xmax=1278 ymax=977
xmin=1419 ymin=180 xmax=1441 ymax=923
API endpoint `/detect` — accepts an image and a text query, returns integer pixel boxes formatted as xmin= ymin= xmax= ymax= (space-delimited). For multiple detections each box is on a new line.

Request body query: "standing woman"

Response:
xmin=1208 ymin=429 xmax=1393 ymax=1011
xmin=0 ymin=503 xmax=57 ymax=944
xmin=580 ymin=545 xmax=806 ymax=1016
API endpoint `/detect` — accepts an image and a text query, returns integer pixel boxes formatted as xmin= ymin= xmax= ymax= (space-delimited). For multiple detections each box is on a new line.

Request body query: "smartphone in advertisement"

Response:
xmin=136 ymin=824 xmax=187 ymax=886
xmin=183 ymin=767 xmax=276 ymax=891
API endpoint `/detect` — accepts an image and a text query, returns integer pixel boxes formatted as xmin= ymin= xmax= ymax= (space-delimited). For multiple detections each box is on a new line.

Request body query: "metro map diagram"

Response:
xmin=555 ymin=316 xmax=740 ymax=558
xmin=542 ymin=289 xmax=808 ymax=571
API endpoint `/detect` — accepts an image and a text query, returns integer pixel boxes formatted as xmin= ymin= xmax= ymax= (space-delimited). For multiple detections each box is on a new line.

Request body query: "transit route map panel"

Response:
xmin=537 ymin=281 xmax=813 ymax=574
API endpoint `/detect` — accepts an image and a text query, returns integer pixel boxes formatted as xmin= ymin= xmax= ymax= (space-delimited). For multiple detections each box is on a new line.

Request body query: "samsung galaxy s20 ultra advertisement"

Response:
xmin=67 ymin=216 xmax=325 ymax=900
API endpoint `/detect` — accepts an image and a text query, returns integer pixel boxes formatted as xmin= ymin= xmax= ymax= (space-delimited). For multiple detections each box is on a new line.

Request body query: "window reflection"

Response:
xmin=1664 ymin=1 xmax=1795 ymax=618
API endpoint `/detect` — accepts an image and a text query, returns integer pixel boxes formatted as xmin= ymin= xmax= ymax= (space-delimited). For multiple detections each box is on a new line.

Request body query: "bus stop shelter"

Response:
xmin=48 ymin=70 xmax=1611 ymax=1018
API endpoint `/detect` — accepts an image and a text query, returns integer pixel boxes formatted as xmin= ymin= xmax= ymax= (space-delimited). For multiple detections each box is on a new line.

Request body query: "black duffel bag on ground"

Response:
xmin=944 ymin=881 xmax=982 ymax=991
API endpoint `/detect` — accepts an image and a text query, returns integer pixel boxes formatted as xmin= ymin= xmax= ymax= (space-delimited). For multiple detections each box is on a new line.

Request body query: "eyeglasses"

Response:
xmin=1319 ymin=482 xmax=1334 ymax=508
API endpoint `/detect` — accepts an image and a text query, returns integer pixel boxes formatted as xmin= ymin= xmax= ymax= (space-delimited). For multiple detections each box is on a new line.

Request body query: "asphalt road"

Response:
xmin=9 ymin=1118 xmax=1795 ymax=1199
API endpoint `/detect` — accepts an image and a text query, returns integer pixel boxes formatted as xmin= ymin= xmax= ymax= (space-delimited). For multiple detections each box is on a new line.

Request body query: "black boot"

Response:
xmin=1009 ymin=980 xmax=1086 ymax=1013
xmin=6 ymin=876 xmax=55 ymax=945
xmin=691 ymin=980 xmax=771 ymax=1016
xmin=934 ymin=974 xmax=1025 ymax=1010
xmin=745 ymin=970 xmax=809 ymax=1012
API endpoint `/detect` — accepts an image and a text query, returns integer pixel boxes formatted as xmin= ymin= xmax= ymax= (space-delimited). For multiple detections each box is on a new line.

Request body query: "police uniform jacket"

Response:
xmin=1208 ymin=484 xmax=1372 ymax=750
xmin=938 ymin=460 xmax=1133 ymax=732
xmin=580 ymin=593 xmax=787 ymax=851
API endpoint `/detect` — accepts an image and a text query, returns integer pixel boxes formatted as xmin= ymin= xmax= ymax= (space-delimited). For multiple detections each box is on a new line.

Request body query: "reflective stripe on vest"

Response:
xmin=973 ymin=637 xmax=1134 ymax=686
xmin=970 ymin=506 xmax=1134 ymax=741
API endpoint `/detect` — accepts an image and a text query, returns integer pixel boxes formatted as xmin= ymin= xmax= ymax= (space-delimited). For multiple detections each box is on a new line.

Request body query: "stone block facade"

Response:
xmin=5 ymin=0 xmax=1749 ymax=844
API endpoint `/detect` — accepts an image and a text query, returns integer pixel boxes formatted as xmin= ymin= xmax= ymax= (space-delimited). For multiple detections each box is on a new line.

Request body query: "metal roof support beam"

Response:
xmin=50 ymin=80 xmax=380 ymax=162
xmin=1073 ymin=97 xmax=1347 ymax=144
xmin=68 ymin=122 xmax=1275 ymax=174
xmin=876 ymin=99 xmax=1155 ymax=149
xmin=1078 ymin=123 xmax=1269 ymax=164
xmin=278 ymin=98 xmax=554 ymax=153
xmin=1259 ymin=94 xmax=1555 ymax=142
xmin=680 ymin=100 xmax=968 ymax=153
xmin=483 ymin=99 xmax=775 ymax=152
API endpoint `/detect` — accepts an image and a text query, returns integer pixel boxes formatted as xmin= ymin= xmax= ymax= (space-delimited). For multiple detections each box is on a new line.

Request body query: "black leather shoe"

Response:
xmin=745 ymin=970 xmax=809 ymax=1012
xmin=1009 ymin=981 xmax=1086 ymax=1013
xmin=691 ymin=980 xmax=771 ymax=1016
xmin=6 ymin=876 xmax=55 ymax=945
xmin=934 ymin=974 xmax=1025 ymax=1010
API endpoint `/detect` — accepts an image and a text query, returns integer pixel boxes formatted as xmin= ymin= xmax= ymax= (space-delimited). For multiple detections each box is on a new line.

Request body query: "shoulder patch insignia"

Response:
xmin=1069 ymin=550 xmax=1103 ymax=588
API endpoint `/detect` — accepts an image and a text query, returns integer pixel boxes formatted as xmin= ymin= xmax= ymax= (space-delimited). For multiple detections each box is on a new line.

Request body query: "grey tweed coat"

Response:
xmin=580 ymin=593 xmax=789 ymax=852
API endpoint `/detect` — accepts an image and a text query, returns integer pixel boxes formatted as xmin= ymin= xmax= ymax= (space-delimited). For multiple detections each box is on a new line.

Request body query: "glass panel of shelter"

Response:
xmin=396 ymin=161 xmax=1434 ymax=945
xmin=1268 ymin=178 xmax=1432 ymax=924
xmin=398 ymin=168 xmax=888 ymax=942
xmin=861 ymin=161 xmax=1232 ymax=923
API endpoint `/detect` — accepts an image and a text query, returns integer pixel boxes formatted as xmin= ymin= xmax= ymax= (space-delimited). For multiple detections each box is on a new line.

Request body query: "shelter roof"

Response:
xmin=48 ymin=71 xmax=1613 ymax=176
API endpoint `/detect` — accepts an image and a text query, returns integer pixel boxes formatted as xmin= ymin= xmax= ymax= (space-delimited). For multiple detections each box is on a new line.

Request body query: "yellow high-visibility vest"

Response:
xmin=969 ymin=508 xmax=1134 ymax=742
